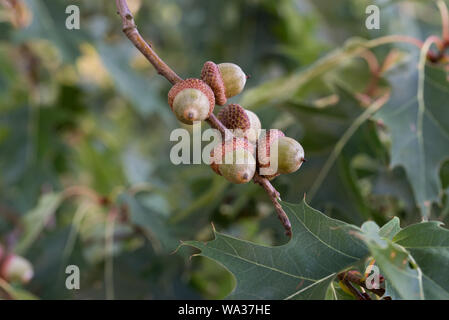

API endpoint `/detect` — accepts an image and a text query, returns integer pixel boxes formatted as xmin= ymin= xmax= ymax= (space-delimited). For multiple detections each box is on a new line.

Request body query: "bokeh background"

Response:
xmin=0 ymin=0 xmax=448 ymax=299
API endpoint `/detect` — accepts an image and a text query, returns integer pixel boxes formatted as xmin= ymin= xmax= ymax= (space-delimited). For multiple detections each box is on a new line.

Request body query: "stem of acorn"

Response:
xmin=115 ymin=0 xmax=292 ymax=236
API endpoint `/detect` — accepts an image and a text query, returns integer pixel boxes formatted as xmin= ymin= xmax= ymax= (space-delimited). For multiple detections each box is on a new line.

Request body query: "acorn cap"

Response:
xmin=217 ymin=104 xmax=250 ymax=131
xmin=217 ymin=104 xmax=261 ymax=143
xmin=168 ymin=78 xmax=215 ymax=115
xmin=201 ymin=61 xmax=227 ymax=106
xmin=257 ymin=129 xmax=285 ymax=169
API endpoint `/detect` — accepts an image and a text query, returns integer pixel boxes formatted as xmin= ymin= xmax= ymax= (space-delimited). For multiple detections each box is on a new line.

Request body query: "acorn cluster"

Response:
xmin=168 ymin=61 xmax=305 ymax=184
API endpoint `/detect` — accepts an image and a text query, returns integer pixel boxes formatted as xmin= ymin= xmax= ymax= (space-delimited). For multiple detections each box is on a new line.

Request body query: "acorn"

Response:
xmin=217 ymin=104 xmax=261 ymax=144
xmin=201 ymin=61 xmax=227 ymax=105
xmin=257 ymin=130 xmax=305 ymax=177
xmin=168 ymin=78 xmax=215 ymax=124
xmin=210 ymin=138 xmax=256 ymax=184
xmin=0 ymin=246 xmax=33 ymax=284
xmin=277 ymin=136 xmax=305 ymax=174
xmin=217 ymin=63 xmax=247 ymax=98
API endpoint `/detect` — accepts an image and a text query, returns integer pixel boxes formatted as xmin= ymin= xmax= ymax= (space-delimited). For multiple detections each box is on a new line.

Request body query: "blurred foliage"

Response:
xmin=0 ymin=0 xmax=448 ymax=299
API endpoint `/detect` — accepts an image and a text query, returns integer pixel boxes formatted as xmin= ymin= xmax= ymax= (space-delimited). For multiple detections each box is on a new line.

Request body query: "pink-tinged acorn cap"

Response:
xmin=217 ymin=104 xmax=251 ymax=131
xmin=201 ymin=61 xmax=227 ymax=106
xmin=257 ymin=129 xmax=285 ymax=169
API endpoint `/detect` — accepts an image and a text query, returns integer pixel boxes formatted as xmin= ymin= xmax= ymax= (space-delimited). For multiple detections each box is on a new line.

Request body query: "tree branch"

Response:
xmin=115 ymin=0 xmax=182 ymax=85
xmin=115 ymin=0 xmax=292 ymax=236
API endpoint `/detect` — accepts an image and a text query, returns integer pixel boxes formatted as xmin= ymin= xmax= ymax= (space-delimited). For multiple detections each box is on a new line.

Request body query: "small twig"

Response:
xmin=115 ymin=0 xmax=182 ymax=85
xmin=425 ymin=1 xmax=449 ymax=64
xmin=438 ymin=0 xmax=449 ymax=45
xmin=253 ymin=173 xmax=291 ymax=237
xmin=115 ymin=0 xmax=292 ymax=236
xmin=206 ymin=113 xmax=232 ymax=138
xmin=360 ymin=50 xmax=381 ymax=97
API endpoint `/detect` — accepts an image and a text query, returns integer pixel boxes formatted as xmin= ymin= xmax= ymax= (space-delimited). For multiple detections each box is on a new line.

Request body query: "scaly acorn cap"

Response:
xmin=257 ymin=129 xmax=285 ymax=171
xmin=217 ymin=63 xmax=247 ymax=98
xmin=201 ymin=61 xmax=227 ymax=106
xmin=217 ymin=104 xmax=261 ymax=143
xmin=210 ymin=137 xmax=256 ymax=184
xmin=168 ymin=78 xmax=215 ymax=124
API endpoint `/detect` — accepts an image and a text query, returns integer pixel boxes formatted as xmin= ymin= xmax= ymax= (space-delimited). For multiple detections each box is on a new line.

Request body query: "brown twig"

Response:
xmin=253 ymin=173 xmax=291 ymax=236
xmin=115 ymin=0 xmax=292 ymax=236
xmin=425 ymin=1 xmax=449 ymax=64
xmin=115 ymin=0 xmax=182 ymax=85
xmin=360 ymin=50 xmax=381 ymax=98
xmin=438 ymin=1 xmax=449 ymax=45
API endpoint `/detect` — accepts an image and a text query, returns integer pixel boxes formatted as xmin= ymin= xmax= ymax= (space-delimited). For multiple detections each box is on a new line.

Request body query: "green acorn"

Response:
xmin=168 ymin=78 xmax=215 ymax=124
xmin=210 ymin=138 xmax=256 ymax=184
xmin=277 ymin=136 xmax=305 ymax=174
xmin=217 ymin=63 xmax=247 ymax=98
xmin=257 ymin=130 xmax=305 ymax=178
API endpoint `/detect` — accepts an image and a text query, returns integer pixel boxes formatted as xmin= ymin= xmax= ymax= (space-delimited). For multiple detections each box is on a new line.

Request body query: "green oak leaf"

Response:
xmin=361 ymin=219 xmax=449 ymax=300
xmin=379 ymin=217 xmax=401 ymax=240
xmin=183 ymin=200 xmax=369 ymax=299
xmin=377 ymin=56 xmax=449 ymax=217
xmin=183 ymin=202 xmax=449 ymax=300
xmin=362 ymin=223 xmax=423 ymax=300
xmin=393 ymin=222 xmax=449 ymax=299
